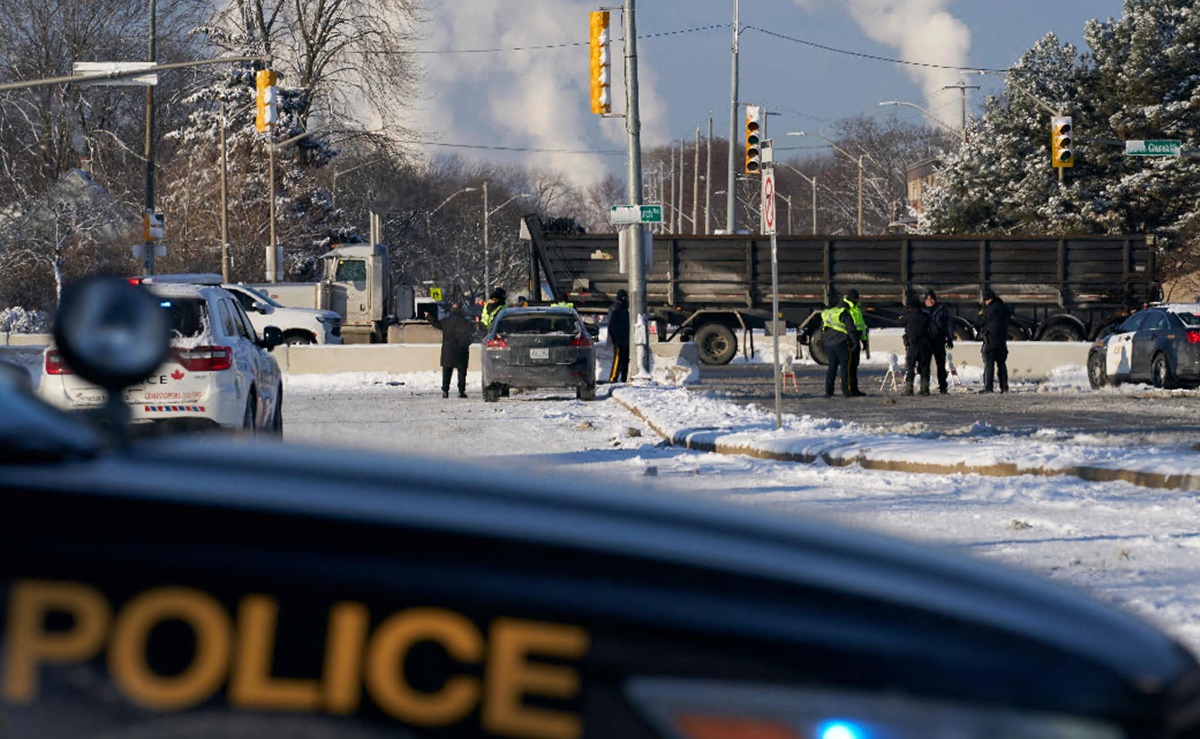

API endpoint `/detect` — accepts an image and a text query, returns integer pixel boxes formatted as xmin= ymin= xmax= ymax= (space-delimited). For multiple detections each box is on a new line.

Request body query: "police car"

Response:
xmin=4 ymin=277 xmax=1200 ymax=739
xmin=1088 ymin=304 xmax=1200 ymax=389
xmin=36 ymin=279 xmax=284 ymax=433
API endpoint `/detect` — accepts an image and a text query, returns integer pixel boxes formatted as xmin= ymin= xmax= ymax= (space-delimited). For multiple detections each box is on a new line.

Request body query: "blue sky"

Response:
xmin=412 ymin=0 xmax=1126 ymax=183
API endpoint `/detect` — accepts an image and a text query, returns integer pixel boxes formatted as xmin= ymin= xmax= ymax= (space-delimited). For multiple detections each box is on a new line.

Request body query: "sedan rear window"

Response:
xmin=496 ymin=314 xmax=578 ymax=335
xmin=159 ymin=298 xmax=207 ymax=338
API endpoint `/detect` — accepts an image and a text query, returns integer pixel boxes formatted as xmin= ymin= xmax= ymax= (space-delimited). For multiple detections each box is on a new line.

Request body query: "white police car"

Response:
xmin=37 ymin=281 xmax=283 ymax=433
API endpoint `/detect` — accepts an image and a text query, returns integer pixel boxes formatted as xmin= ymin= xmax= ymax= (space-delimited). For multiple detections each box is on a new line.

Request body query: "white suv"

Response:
xmin=38 ymin=283 xmax=284 ymax=434
xmin=138 ymin=275 xmax=342 ymax=345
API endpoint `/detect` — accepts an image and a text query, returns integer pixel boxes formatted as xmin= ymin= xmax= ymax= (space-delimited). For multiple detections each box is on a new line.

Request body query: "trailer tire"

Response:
xmin=1040 ymin=323 xmax=1085 ymax=342
xmin=952 ymin=318 xmax=975 ymax=341
xmin=694 ymin=323 xmax=737 ymax=365
xmin=807 ymin=329 xmax=829 ymax=366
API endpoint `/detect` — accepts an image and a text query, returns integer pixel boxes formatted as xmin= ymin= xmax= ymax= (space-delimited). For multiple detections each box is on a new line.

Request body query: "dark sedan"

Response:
xmin=1088 ymin=304 xmax=1200 ymax=389
xmin=482 ymin=306 xmax=597 ymax=401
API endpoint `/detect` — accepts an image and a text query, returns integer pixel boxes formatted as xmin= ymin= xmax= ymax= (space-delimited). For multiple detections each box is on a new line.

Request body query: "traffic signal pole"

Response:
xmin=142 ymin=0 xmax=156 ymax=277
xmin=725 ymin=0 xmax=739 ymax=235
xmin=623 ymin=0 xmax=649 ymax=381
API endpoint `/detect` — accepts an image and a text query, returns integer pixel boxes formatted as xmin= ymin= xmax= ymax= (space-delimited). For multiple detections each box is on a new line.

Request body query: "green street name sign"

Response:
xmin=610 ymin=204 xmax=663 ymax=224
xmin=1125 ymin=140 xmax=1181 ymax=157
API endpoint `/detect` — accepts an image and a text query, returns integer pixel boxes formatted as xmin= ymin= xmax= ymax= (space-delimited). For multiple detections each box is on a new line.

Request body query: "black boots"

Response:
xmin=919 ymin=381 xmax=930 ymax=396
xmin=903 ymin=380 xmax=914 ymax=396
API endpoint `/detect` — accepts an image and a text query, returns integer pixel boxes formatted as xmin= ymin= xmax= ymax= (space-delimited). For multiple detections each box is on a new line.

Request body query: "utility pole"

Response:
xmin=692 ymin=127 xmax=700 ymax=234
xmin=623 ymin=0 xmax=648 ymax=381
xmin=219 ymin=101 xmax=229 ymax=282
xmin=669 ymin=143 xmax=676 ymax=234
xmin=942 ymin=80 xmax=980 ymax=144
xmin=141 ymin=0 xmax=156 ymax=276
xmin=725 ymin=0 xmax=739 ymax=234
xmin=677 ymin=138 xmax=685 ymax=233
xmin=705 ymin=114 xmax=713 ymax=234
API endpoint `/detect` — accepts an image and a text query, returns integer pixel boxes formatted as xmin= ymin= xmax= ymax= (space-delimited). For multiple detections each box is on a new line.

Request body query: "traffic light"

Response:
xmin=1051 ymin=115 xmax=1073 ymax=168
xmin=745 ymin=105 xmax=763 ymax=174
xmin=589 ymin=11 xmax=611 ymax=115
xmin=256 ymin=69 xmax=277 ymax=133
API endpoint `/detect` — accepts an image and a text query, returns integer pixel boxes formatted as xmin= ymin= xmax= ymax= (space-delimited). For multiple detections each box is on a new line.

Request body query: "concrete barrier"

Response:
xmin=0 ymin=333 xmax=51 ymax=346
xmin=847 ymin=333 xmax=1089 ymax=380
xmin=280 ymin=340 xmax=701 ymax=375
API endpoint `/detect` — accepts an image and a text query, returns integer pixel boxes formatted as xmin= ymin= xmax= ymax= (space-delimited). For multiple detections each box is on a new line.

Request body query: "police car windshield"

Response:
xmin=159 ymin=298 xmax=206 ymax=338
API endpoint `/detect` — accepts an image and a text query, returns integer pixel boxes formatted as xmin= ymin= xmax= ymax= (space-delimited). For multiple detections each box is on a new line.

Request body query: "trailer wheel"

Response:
xmin=807 ymin=329 xmax=829 ymax=366
xmin=1040 ymin=323 xmax=1085 ymax=342
xmin=694 ymin=323 xmax=737 ymax=365
xmin=951 ymin=318 xmax=975 ymax=341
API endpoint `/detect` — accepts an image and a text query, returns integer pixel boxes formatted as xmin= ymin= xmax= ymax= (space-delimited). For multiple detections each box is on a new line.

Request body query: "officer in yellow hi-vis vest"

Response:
xmin=481 ymin=287 xmax=507 ymax=329
xmin=821 ymin=289 xmax=868 ymax=398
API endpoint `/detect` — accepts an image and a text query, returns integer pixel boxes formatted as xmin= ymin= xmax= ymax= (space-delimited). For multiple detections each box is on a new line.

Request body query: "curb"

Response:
xmin=610 ymin=396 xmax=1200 ymax=492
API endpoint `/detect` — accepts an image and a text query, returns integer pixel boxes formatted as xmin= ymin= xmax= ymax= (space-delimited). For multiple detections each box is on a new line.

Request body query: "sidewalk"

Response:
xmin=610 ymin=385 xmax=1200 ymax=491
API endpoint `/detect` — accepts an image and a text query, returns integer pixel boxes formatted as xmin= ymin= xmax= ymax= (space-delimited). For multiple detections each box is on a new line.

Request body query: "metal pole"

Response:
xmin=677 ymin=139 xmax=685 ymax=233
xmin=692 ymin=126 xmax=700 ymax=234
xmin=483 ymin=180 xmax=490 ymax=296
xmin=669 ymin=143 xmax=676 ymax=234
xmin=725 ymin=0 xmax=739 ymax=234
xmin=623 ymin=0 xmax=648 ymax=381
xmin=141 ymin=0 xmax=156 ymax=276
xmin=812 ymin=176 xmax=818 ymax=235
xmin=267 ymin=139 xmax=276 ymax=281
xmin=220 ymin=101 xmax=229 ymax=282
xmin=857 ymin=155 xmax=863 ymax=236
xmin=705 ymin=114 xmax=713 ymax=234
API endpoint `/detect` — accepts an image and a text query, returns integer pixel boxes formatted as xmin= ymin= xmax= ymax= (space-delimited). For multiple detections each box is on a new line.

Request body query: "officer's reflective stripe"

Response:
xmin=2 ymin=579 xmax=590 ymax=739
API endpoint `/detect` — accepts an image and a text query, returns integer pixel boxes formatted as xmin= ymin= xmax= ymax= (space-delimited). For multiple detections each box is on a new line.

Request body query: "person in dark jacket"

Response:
xmin=902 ymin=292 xmax=935 ymax=395
xmin=438 ymin=302 xmax=474 ymax=398
xmin=977 ymin=289 xmax=1010 ymax=393
xmin=820 ymin=290 xmax=862 ymax=398
xmin=923 ymin=290 xmax=954 ymax=394
xmin=606 ymin=289 xmax=631 ymax=383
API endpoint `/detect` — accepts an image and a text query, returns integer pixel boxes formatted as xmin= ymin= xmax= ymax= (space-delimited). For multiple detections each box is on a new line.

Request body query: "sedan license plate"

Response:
xmin=529 ymin=347 xmax=550 ymax=360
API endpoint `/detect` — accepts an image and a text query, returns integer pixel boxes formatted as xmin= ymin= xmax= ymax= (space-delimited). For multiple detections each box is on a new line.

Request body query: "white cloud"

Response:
xmin=412 ymin=1 xmax=667 ymax=186
xmin=795 ymin=0 xmax=971 ymax=127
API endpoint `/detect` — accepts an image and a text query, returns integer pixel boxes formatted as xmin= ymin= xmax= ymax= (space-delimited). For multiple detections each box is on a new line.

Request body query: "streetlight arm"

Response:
xmin=429 ymin=187 xmax=479 ymax=219
xmin=878 ymin=101 xmax=959 ymax=135
xmin=487 ymin=193 xmax=533 ymax=218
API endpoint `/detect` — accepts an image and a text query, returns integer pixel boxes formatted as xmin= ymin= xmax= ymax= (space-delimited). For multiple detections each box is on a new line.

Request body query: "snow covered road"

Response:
xmin=284 ymin=370 xmax=1200 ymax=656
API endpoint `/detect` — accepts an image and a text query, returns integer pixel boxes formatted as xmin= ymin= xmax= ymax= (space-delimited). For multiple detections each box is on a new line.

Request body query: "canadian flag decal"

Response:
xmin=171 ymin=369 xmax=184 ymax=380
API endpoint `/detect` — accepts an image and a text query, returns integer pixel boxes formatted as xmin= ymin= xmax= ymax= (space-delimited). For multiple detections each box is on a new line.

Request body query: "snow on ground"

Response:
xmin=284 ymin=368 xmax=1200 ymax=655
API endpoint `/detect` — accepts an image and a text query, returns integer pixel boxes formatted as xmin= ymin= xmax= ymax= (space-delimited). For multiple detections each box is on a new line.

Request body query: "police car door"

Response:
xmin=1105 ymin=312 xmax=1144 ymax=381
xmin=1131 ymin=310 xmax=1168 ymax=382
xmin=230 ymin=299 xmax=280 ymax=405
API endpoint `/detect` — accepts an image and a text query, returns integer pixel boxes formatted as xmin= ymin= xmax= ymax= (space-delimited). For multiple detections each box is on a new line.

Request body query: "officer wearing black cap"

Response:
xmin=606 ymin=288 xmax=630 ymax=383
xmin=923 ymin=289 xmax=953 ymax=394
xmin=820 ymin=289 xmax=867 ymax=398
xmin=978 ymin=288 xmax=1010 ymax=393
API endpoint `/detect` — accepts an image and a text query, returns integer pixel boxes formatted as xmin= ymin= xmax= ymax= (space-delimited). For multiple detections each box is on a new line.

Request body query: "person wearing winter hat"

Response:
xmin=606 ymin=289 xmax=631 ymax=383
xmin=923 ymin=289 xmax=953 ymax=394
xmin=819 ymin=289 xmax=867 ymax=398
xmin=481 ymin=287 xmax=508 ymax=329
xmin=977 ymin=288 xmax=1010 ymax=393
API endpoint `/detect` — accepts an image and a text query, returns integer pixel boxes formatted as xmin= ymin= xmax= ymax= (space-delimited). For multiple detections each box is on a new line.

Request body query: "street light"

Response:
xmin=776 ymin=193 xmax=793 ymax=236
xmin=788 ymin=131 xmax=863 ymax=236
xmin=777 ymin=162 xmax=818 ymax=235
xmin=482 ymin=181 xmax=533 ymax=297
xmin=879 ymin=100 xmax=963 ymax=143
xmin=425 ymin=187 xmax=479 ymax=241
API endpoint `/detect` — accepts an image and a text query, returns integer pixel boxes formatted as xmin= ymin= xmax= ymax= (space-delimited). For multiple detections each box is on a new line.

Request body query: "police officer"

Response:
xmin=438 ymin=302 xmax=474 ymax=399
xmin=923 ymin=290 xmax=953 ymax=394
xmin=481 ymin=287 xmax=507 ymax=329
xmin=902 ymin=291 xmax=934 ymax=396
xmin=821 ymin=290 xmax=863 ymax=398
xmin=978 ymin=288 xmax=1010 ymax=393
xmin=606 ymin=289 xmax=630 ymax=383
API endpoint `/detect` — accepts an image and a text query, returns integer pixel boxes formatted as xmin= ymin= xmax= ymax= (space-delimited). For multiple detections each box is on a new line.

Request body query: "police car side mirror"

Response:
xmin=260 ymin=325 xmax=284 ymax=349
xmin=252 ymin=301 xmax=275 ymax=315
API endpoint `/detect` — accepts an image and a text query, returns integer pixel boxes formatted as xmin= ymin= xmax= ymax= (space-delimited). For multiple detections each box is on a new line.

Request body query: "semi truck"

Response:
xmin=250 ymin=243 xmax=441 ymax=343
xmin=522 ymin=215 xmax=1162 ymax=365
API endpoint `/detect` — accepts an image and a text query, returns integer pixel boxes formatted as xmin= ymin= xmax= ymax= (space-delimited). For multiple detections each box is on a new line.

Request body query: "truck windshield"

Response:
xmin=336 ymin=259 xmax=366 ymax=282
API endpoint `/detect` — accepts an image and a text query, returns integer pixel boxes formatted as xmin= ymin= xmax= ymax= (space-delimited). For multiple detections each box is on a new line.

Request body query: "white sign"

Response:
xmin=761 ymin=171 xmax=776 ymax=235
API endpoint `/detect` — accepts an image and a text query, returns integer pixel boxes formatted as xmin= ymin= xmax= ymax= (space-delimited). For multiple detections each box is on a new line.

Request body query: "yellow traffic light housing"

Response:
xmin=589 ymin=11 xmax=611 ymax=115
xmin=256 ymin=69 xmax=278 ymax=133
xmin=745 ymin=105 xmax=763 ymax=174
xmin=1051 ymin=115 xmax=1073 ymax=168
